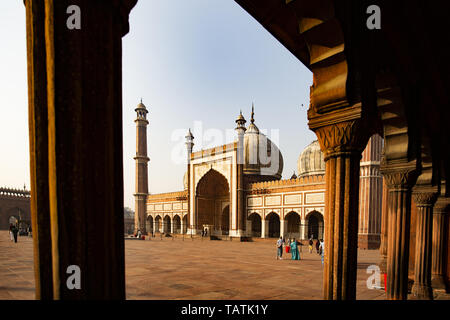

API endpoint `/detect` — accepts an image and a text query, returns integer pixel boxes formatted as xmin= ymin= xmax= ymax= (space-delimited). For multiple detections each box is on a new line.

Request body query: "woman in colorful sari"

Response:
xmin=290 ymin=238 xmax=300 ymax=260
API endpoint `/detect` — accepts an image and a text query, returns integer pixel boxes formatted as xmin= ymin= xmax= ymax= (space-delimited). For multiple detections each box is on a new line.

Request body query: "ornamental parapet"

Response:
xmin=0 ymin=187 xmax=31 ymax=198
xmin=147 ymin=190 xmax=188 ymax=202
xmin=247 ymin=174 xmax=325 ymax=191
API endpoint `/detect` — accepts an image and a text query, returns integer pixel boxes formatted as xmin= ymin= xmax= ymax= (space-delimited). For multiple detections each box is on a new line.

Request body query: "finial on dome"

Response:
xmin=291 ymin=171 xmax=297 ymax=179
xmin=250 ymin=102 xmax=255 ymax=124
xmin=185 ymin=128 xmax=194 ymax=140
xmin=235 ymin=109 xmax=246 ymax=126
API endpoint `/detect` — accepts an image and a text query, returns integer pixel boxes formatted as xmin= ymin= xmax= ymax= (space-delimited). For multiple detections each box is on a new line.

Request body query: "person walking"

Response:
xmin=11 ymin=225 xmax=19 ymax=243
xmin=319 ymin=239 xmax=325 ymax=264
xmin=290 ymin=238 xmax=300 ymax=260
xmin=276 ymin=236 xmax=283 ymax=260
xmin=9 ymin=224 xmax=14 ymax=241
xmin=308 ymin=237 xmax=313 ymax=253
xmin=315 ymin=239 xmax=320 ymax=254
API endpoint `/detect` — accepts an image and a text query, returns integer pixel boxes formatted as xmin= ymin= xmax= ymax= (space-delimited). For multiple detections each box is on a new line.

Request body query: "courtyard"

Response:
xmin=0 ymin=231 xmax=389 ymax=300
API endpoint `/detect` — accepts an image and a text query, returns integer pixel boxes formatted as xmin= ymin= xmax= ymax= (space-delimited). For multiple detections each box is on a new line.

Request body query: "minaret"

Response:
xmin=134 ymin=99 xmax=149 ymax=234
xmin=185 ymin=129 xmax=194 ymax=235
xmin=235 ymin=109 xmax=247 ymax=237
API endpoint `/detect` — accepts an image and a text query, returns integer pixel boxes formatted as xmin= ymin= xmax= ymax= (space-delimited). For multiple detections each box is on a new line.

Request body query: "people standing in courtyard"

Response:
xmin=9 ymin=224 xmax=14 ymax=241
xmin=290 ymin=238 xmax=300 ymax=260
xmin=308 ymin=237 xmax=313 ymax=253
xmin=11 ymin=225 xmax=19 ymax=243
xmin=315 ymin=238 xmax=320 ymax=254
xmin=285 ymin=237 xmax=290 ymax=254
xmin=276 ymin=236 xmax=283 ymax=260
xmin=137 ymin=229 xmax=142 ymax=239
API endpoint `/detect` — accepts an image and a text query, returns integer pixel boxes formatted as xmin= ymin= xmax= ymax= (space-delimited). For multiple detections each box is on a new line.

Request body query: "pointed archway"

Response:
xmin=306 ymin=211 xmax=324 ymax=240
xmin=266 ymin=212 xmax=280 ymax=238
xmin=195 ymin=169 xmax=230 ymax=234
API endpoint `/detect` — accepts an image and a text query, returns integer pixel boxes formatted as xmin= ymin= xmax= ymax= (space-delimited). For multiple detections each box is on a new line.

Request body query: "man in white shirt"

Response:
xmin=276 ymin=237 xmax=283 ymax=260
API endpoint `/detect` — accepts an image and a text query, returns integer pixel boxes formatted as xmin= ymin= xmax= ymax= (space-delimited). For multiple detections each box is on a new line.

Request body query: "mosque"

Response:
xmin=134 ymin=101 xmax=383 ymax=249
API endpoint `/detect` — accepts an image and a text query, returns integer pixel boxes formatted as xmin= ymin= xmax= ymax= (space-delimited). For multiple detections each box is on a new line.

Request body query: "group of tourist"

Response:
xmin=308 ymin=237 xmax=324 ymax=256
xmin=277 ymin=236 xmax=324 ymax=263
xmin=8 ymin=224 xmax=32 ymax=243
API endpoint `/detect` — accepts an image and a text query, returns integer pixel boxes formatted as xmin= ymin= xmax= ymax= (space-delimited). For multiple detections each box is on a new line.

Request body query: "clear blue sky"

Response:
xmin=0 ymin=0 xmax=314 ymax=210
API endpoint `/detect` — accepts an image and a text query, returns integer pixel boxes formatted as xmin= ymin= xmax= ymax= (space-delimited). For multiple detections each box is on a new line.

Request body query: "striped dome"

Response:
xmin=297 ymin=140 xmax=325 ymax=177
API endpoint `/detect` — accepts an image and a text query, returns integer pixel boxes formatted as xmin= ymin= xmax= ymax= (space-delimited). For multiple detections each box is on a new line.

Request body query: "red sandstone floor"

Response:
xmin=0 ymin=231 xmax=447 ymax=300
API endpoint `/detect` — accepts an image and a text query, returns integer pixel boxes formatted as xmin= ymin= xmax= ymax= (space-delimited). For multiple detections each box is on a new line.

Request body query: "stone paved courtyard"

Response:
xmin=0 ymin=231 xmax=391 ymax=300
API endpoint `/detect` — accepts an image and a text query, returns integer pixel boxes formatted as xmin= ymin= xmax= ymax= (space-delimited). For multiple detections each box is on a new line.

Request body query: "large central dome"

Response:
xmin=243 ymin=113 xmax=283 ymax=180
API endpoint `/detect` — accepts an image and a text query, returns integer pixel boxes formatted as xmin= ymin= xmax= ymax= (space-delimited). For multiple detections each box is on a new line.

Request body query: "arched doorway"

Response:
xmin=195 ymin=169 xmax=230 ymax=234
xmin=155 ymin=215 xmax=162 ymax=233
xmin=173 ymin=215 xmax=181 ymax=234
xmin=221 ymin=205 xmax=229 ymax=235
xmin=266 ymin=212 xmax=280 ymax=238
xmin=285 ymin=211 xmax=300 ymax=238
xmin=146 ymin=215 xmax=153 ymax=235
xmin=163 ymin=215 xmax=171 ymax=233
xmin=306 ymin=211 xmax=324 ymax=240
xmin=248 ymin=213 xmax=261 ymax=237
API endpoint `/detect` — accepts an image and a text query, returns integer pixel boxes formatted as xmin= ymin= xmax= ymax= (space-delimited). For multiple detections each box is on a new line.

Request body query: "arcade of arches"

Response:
xmin=23 ymin=0 xmax=450 ymax=301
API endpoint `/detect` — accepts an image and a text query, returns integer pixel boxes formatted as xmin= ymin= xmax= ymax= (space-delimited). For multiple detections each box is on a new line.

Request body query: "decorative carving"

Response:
xmin=314 ymin=120 xmax=370 ymax=159
xmin=381 ymin=164 xmax=419 ymax=190
xmin=412 ymin=191 xmax=438 ymax=207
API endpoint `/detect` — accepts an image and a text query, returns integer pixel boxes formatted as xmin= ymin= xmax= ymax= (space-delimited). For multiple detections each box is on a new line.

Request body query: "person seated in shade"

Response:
xmin=290 ymin=238 xmax=300 ymax=260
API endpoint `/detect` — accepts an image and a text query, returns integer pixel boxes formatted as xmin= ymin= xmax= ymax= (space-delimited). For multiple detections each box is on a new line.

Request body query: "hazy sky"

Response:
xmin=0 ymin=0 xmax=314 ymax=210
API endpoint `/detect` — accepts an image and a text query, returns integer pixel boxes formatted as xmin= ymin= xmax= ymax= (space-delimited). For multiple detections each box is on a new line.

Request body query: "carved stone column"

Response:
xmin=261 ymin=218 xmax=268 ymax=238
xmin=313 ymin=117 xmax=370 ymax=300
xmin=180 ymin=217 xmax=185 ymax=235
xmin=379 ymin=177 xmax=389 ymax=274
xmin=24 ymin=0 xmax=137 ymax=299
xmin=411 ymin=187 xmax=438 ymax=299
xmin=432 ymin=197 xmax=449 ymax=290
xmin=381 ymin=162 xmax=418 ymax=300
xmin=280 ymin=219 xmax=286 ymax=238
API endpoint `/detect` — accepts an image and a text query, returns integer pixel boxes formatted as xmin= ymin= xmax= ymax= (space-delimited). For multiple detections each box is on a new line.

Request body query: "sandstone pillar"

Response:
xmin=411 ymin=187 xmax=438 ymax=299
xmin=24 ymin=0 xmax=137 ymax=299
xmin=381 ymin=162 xmax=418 ymax=300
xmin=379 ymin=177 xmax=389 ymax=274
xmin=300 ymin=219 xmax=307 ymax=240
xmin=280 ymin=219 xmax=286 ymax=238
xmin=180 ymin=217 xmax=185 ymax=235
xmin=313 ymin=118 xmax=370 ymax=300
xmin=261 ymin=219 xmax=268 ymax=238
xmin=432 ymin=197 xmax=449 ymax=290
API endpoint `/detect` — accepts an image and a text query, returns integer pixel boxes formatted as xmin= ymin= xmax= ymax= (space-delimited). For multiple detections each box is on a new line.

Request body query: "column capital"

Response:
xmin=412 ymin=188 xmax=439 ymax=207
xmin=314 ymin=119 xmax=371 ymax=160
xmin=380 ymin=160 xmax=419 ymax=190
